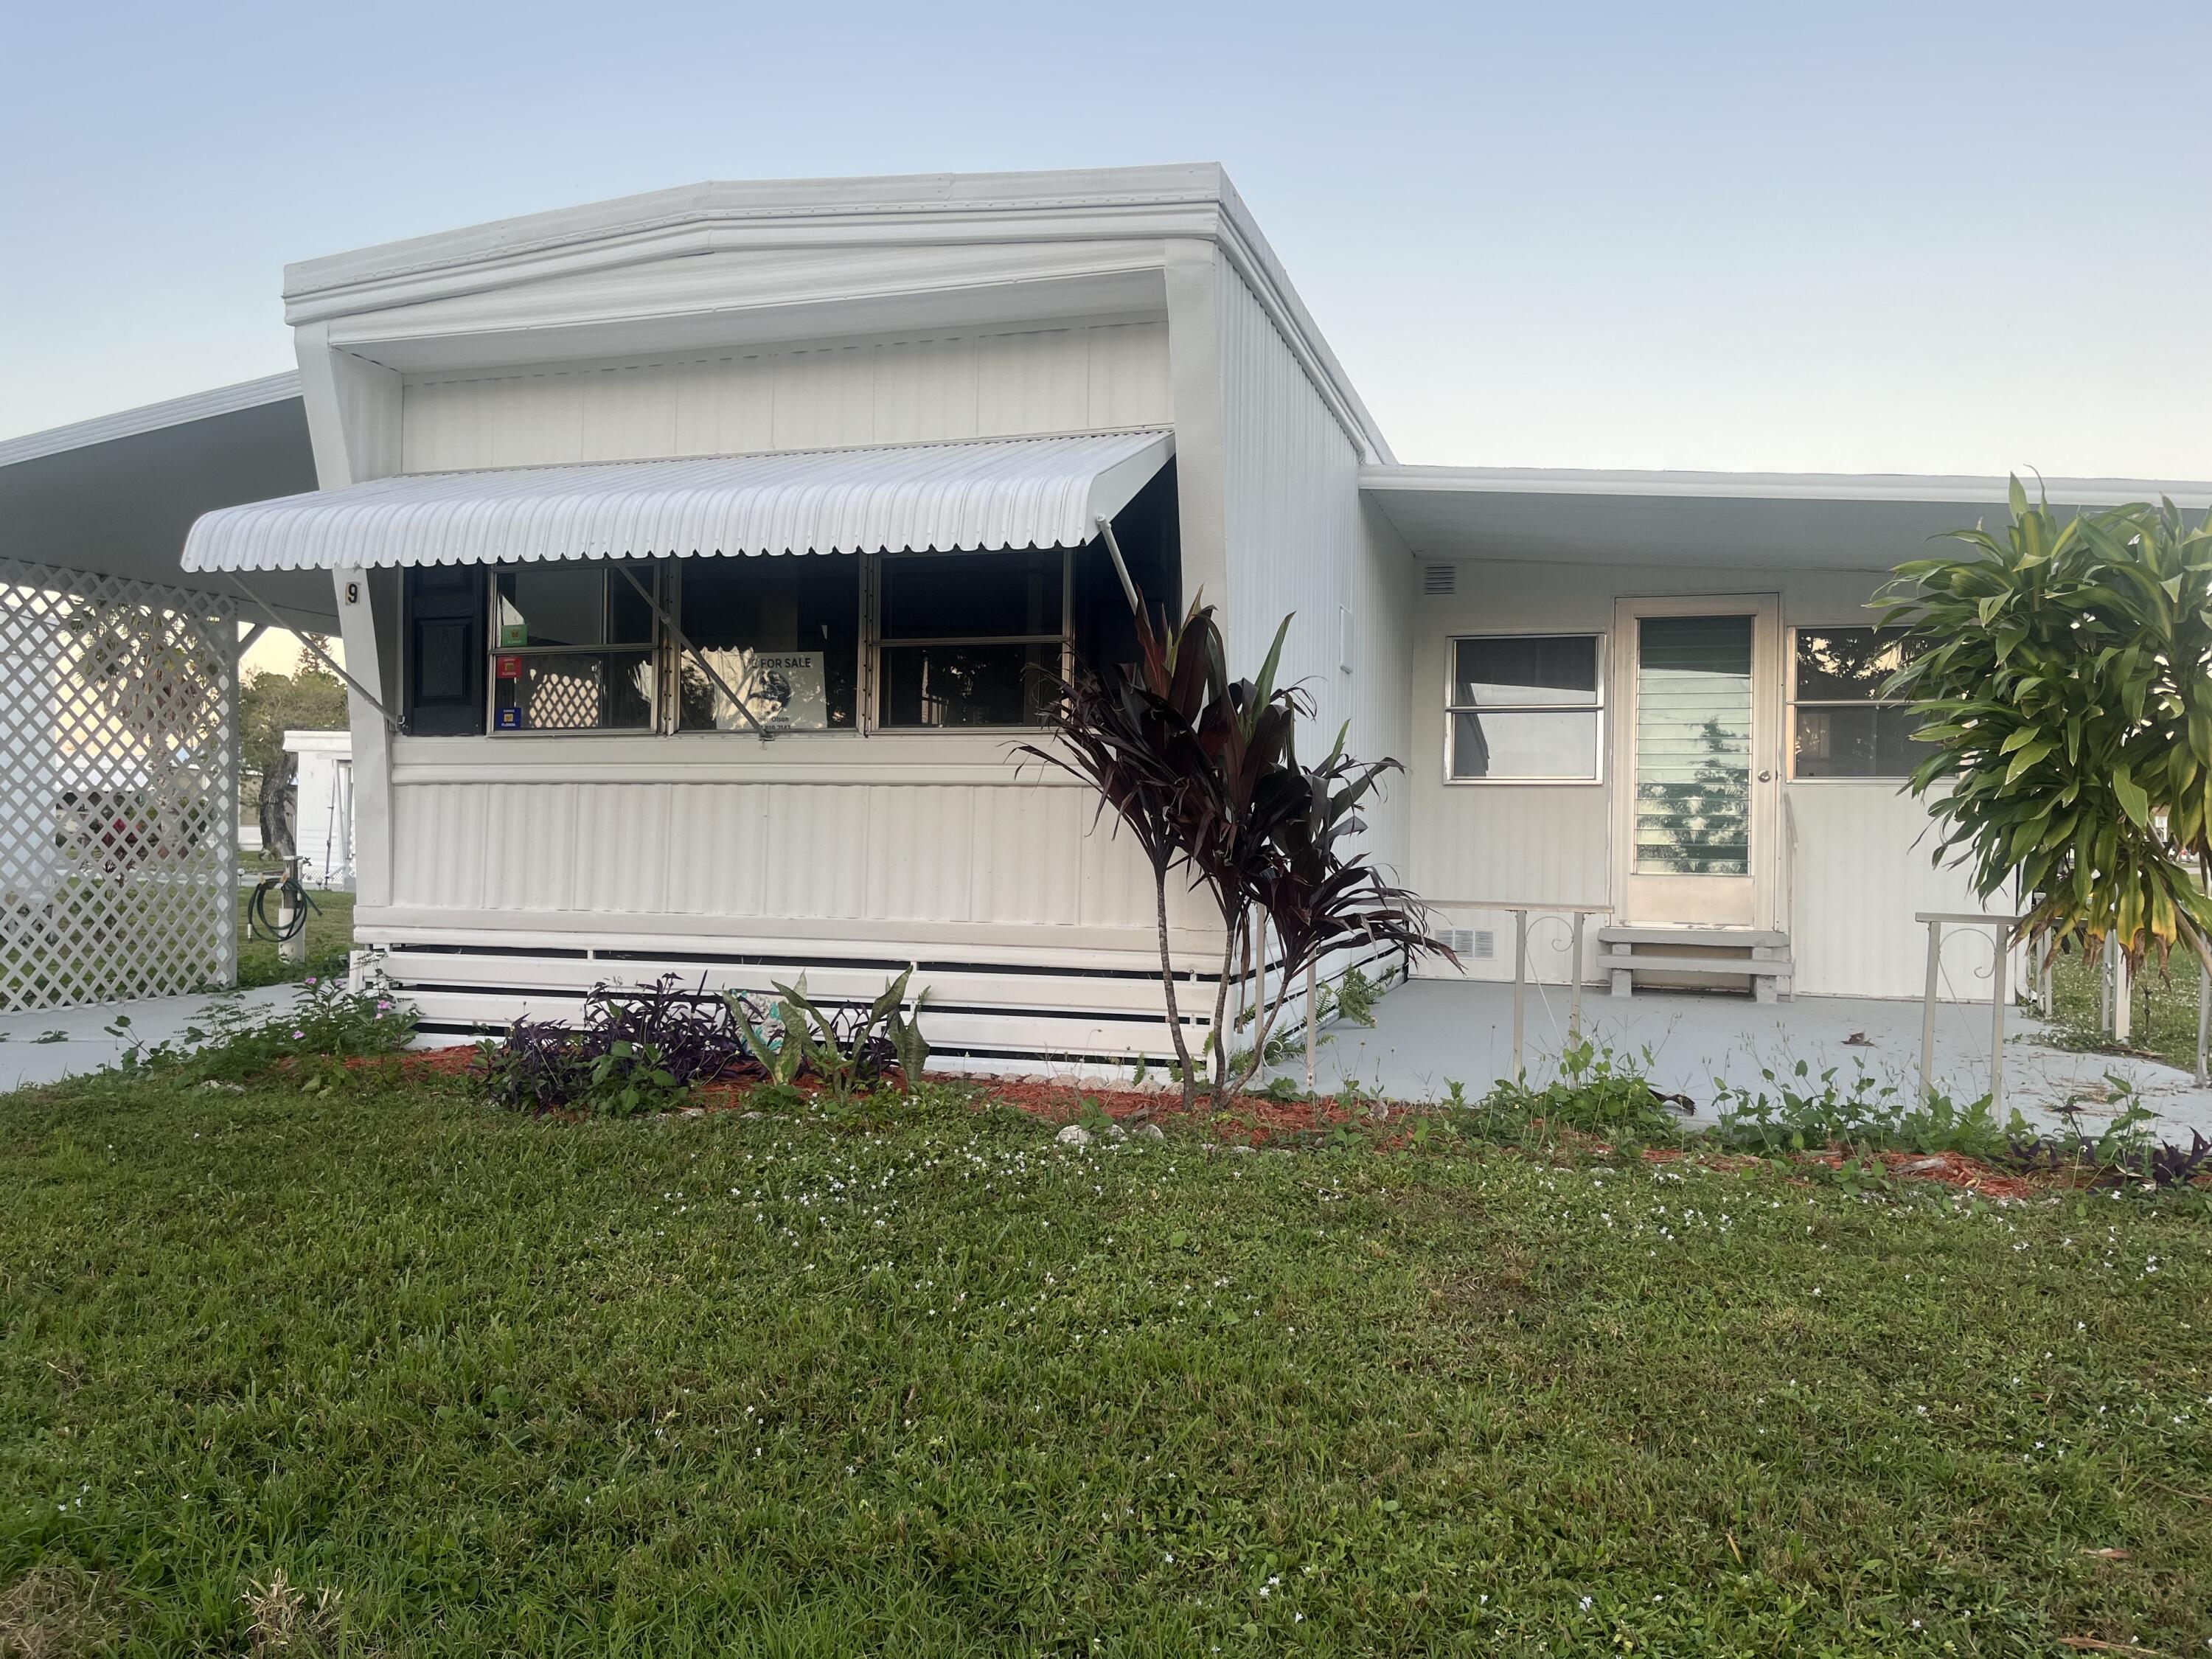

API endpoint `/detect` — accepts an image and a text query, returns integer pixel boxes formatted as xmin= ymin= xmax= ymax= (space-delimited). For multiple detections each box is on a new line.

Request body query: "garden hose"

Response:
xmin=246 ymin=873 xmax=316 ymax=942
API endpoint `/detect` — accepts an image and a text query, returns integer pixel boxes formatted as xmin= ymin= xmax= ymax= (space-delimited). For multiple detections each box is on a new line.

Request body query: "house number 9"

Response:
xmin=345 ymin=580 xmax=361 ymax=605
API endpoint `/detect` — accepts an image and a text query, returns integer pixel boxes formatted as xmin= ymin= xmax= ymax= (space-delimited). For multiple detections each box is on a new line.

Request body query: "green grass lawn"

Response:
xmin=4 ymin=1070 xmax=2210 ymax=1657
xmin=233 ymin=883 xmax=354 ymax=992
xmin=2045 ymin=948 xmax=2205 ymax=1075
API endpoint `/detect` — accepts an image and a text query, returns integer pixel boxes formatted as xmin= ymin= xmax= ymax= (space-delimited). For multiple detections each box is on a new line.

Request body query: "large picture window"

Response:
xmin=1789 ymin=627 xmax=1933 ymax=779
xmin=400 ymin=549 xmax=1085 ymax=738
xmin=489 ymin=564 xmax=657 ymax=732
xmin=876 ymin=549 xmax=1068 ymax=728
xmin=1447 ymin=634 xmax=1603 ymax=780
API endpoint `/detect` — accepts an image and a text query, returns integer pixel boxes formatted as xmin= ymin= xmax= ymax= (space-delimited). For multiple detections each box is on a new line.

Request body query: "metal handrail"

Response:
xmin=1430 ymin=900 xmax=1614 ymax=1079
xmin=1914 ymin=912 xmax=2020 ymax=1110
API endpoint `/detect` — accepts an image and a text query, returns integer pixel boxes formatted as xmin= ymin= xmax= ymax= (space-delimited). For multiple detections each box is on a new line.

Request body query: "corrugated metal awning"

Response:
xmin=182 ymin=429 xmax=1173 ymax=571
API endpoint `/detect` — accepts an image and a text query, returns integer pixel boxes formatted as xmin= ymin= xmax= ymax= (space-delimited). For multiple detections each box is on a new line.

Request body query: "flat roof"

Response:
xmin=0 ymin=374 xmax=336 ymax=627
xmin=1362 ymin=465 xmax=2212 ymax=570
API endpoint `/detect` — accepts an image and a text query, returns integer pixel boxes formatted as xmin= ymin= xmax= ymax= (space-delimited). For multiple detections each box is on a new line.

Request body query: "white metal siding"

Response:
xmin=1402 ymin=561 xmax=1983 ymax=998
xmin=1214 ymin=269 xmax=1411 ymax=878
xmin=1787 ymin=784 xmax=1997 ymax=1000
xmin=400 ymin=321 xmax=1172 ymax=473
xmin=383 ymin=778 xmax=1171 ymax=933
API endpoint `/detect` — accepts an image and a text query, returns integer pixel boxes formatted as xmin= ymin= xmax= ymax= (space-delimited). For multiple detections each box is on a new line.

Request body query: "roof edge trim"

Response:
xmin=1360 ymin=464 xmax=2212 ymax=509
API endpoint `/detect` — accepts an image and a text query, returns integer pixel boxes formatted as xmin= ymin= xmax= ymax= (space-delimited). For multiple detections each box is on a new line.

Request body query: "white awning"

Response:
xmin=182 ymin=429 xmax=1174 ymax=572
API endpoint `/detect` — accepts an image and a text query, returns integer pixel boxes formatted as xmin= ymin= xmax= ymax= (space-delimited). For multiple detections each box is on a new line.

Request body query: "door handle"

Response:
xmin=1758 ymin=770 xmax=1773 ymax=782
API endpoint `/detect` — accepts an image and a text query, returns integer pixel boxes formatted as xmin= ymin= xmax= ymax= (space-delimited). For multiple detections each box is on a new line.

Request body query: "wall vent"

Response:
xmin=1422 ymin=563 xmax=1457 ymax=596
xmin=1438 ymin=927 xmax=1496 ymax=961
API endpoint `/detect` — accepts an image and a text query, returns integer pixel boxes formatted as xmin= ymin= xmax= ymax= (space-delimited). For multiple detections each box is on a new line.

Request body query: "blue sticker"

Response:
xmin=495 ymin=706 xmax=522 ymax=731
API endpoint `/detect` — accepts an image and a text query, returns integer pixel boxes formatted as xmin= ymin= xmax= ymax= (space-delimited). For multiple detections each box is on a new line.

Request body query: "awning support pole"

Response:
xmin=612 ymin=564 xmax=770 ymax=742
xmin=1094 ymin=514 xmax=1142 ymax=617
xmin=225 ymin=575 xmax=397 ymax=729
xmin=237 ymin=621 xmax=269 ymax=658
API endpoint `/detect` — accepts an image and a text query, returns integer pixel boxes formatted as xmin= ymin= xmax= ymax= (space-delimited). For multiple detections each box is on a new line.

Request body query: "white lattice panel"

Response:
xmin=0 ymin=559 xmax=237 ymax=1009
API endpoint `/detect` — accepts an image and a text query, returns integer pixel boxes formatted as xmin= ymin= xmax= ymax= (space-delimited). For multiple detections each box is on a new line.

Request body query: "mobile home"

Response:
xmin=170 ymin=164 xmax=2197 ymax=1062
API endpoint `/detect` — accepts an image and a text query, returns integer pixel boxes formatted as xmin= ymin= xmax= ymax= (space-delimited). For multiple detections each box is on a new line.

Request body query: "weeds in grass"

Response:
xmin=1710 ymin=1061 xmax=2024 ymax=1161
xmin=240 ymin=1571 xmax=341 ymax=1657
xmin=1468 ymin=1040 xmax=1690 ymax=1150
xmin=102 ymin=977 xmax=416 ymax=1085
xmin=0 ymin=1562 xmax=114 ymax=1658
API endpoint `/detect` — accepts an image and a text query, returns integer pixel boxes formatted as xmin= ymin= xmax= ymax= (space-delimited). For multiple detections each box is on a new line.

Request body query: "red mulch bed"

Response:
xmin=386 ymin=1046 xmax=2102 ymax=1197
xmin=1804 ymin=1147 xmax=2039 ymax=1202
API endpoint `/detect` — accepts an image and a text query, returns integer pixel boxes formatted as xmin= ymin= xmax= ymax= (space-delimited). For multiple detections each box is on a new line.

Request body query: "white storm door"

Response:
xmin=1612 ymin=596 xmax=1782 ymax=928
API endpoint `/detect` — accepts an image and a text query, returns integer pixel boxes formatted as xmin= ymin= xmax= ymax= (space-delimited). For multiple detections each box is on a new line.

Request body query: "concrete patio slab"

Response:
xmin=1 ymin=984 xmax=302 ymax=1095
xmin=1268 ymin=978 xmax=2212 ymax=1141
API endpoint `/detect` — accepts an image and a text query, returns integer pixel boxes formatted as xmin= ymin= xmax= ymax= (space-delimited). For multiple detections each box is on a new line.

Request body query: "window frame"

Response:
xmin=1443 ymin=630 xmax=1607 ymax=786
xmin=664 ymin=556 xmax=867 ymax=739
xmin=1785 ymin=625 xmax=1926 ymax=783
xmin=484 ymin=561 xmax=663 ymax=739
xmin=434 ymin=550 xmax=1082 ymax=741
xmin=866 ymin=547 xmax=1075 ymax=734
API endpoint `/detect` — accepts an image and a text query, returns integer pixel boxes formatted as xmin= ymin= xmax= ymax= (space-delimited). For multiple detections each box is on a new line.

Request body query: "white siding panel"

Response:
xmin=1412 ymin=787 xmax=1612 ymax=984
xmin=1787 ymin=785 xmax=1997 ymax=1000
xmin=387 ymin=779 xmax=1174 ymax=934
xmin=1215 ymin=268 xmax=1411 ymax=882
xmin=400 ymin=322 xmax=1169 ymax=473
xmin=770 ymin=346 xmax=877 ymax=451
xmin=1087 ymin=322 xmax=1175 ymax=429
xmin=873 ymin=336 xmax=981 ymax=445
xmin=976 ymin=328 xmax=1092 ymax=435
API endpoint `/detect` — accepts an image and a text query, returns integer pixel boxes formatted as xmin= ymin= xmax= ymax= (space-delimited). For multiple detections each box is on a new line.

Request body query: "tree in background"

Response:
xmin=238 ymin=640 xmax=347 ymax=857
xmin=1880 ymin=481 xmax=2212 ymax=978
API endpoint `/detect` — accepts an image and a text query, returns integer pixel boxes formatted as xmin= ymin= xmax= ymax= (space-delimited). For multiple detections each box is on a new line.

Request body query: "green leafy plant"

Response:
xmin=1880 ymin=481 xmax=2212 ymax=978
xmin=581 ymin=1040 xmax=689 ymax=1119
xmin=734 ymin=971 xmax=929 ymax=1097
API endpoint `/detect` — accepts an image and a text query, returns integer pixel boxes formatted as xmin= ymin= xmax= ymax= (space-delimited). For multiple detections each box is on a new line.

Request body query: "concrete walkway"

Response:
xmin=1269 ymin=978 xmax=2212 ymax=1141
xmin=1 ymin=984 xmax=302 ymax=1094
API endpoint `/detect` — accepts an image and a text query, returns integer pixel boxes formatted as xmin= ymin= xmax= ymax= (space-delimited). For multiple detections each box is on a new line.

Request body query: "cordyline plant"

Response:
xmin=1878 ymin=478 xmax=2212 ymax=977
xmin=1021 ymin=597 xmax=1449 ymax=1112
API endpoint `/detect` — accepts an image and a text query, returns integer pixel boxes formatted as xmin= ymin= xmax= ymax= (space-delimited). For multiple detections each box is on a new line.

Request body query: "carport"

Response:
xmin=0 ymin=375 xmax=328 ymax=1009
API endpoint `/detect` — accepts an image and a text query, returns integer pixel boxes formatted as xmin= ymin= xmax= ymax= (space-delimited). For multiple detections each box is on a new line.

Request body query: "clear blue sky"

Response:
xmin=4 ymin=0 xmax=2207 ymax=477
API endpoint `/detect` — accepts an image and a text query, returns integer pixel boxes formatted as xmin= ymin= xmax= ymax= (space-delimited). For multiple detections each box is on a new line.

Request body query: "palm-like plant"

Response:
xmin=1879 ymin=479 xmax=2212 ymax=976
xmin=1022 ymin=597 xmax=1447 ymax=1110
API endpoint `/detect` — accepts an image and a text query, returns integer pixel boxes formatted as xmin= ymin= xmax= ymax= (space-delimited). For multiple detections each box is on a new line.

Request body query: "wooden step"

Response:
xmin=1599 ymin=928 xmax=1795 ymax=1004
xmin=1597 ymin=925 xmax=1790 ymax=948
xmin=1596 ymin=951 xmax=1794 ymax=975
